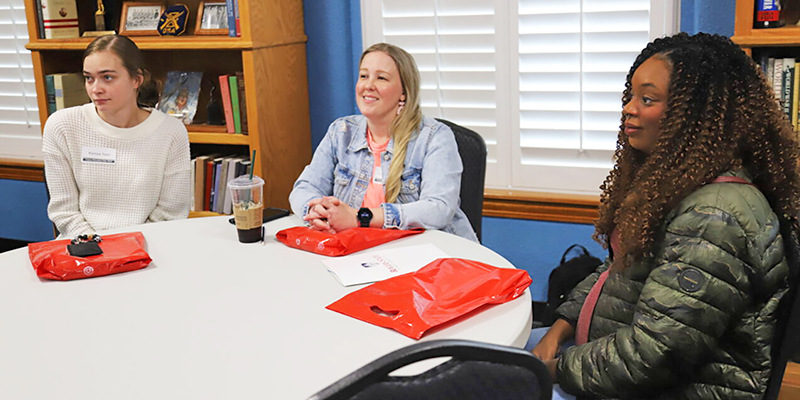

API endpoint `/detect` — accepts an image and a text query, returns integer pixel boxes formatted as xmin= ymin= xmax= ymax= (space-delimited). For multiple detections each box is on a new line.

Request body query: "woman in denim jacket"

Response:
xmin=289 ymin=43 xmax=477 ymax=242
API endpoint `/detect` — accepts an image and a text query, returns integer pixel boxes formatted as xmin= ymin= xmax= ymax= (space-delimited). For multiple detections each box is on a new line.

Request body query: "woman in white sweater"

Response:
xmin=43 ymin=35 xmax=191 ymax=238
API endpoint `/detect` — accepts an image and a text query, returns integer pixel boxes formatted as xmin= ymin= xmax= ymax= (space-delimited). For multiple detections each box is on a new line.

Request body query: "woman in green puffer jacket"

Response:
xmin=531 ymin=33 xmax=800 ymax=399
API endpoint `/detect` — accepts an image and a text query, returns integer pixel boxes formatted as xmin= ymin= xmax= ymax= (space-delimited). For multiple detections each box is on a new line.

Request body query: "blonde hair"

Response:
xmin=360 ymin=43 xmax=422 ymax=203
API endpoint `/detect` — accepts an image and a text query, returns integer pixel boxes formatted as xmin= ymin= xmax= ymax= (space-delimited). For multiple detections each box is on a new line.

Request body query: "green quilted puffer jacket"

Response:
xmin=555 ymin=170 xmax=790 ymax=399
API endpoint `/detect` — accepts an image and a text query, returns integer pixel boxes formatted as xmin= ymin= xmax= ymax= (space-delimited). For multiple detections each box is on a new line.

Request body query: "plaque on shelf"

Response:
xmin=158 ymin=4 xmax=189 ymax=36
xmin=80 ymin=0 xmax=118 ymax=37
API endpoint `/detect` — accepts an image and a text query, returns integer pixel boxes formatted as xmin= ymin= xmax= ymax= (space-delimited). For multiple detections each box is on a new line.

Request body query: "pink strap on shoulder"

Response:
xmin=575 ymin=270 xmax=609 ymax=345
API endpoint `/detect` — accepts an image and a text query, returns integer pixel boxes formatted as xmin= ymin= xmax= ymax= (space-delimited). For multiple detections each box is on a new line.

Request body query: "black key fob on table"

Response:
xmin=67 ymin=241 xmax=103 ymax=257
xmin=228 ymin=207 xmax=290 ymax=225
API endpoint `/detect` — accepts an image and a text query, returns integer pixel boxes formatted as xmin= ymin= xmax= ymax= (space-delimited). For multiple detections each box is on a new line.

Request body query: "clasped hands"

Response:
xmin=304 ymin=196 xmax=357 ymax=234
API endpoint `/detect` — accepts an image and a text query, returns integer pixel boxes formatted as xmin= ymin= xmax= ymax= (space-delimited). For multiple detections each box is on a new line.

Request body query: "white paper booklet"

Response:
xmin=321 ymin=243 xmax=449 ymax=286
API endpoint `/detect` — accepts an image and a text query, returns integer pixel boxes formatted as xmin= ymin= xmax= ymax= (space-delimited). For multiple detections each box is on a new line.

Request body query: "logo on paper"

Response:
xmin=295 ymin=238 xmax=301 ymax=245
xmin=83 ymin=266 xmax=94 ymax=276
xmin=317 ymin=243 xmax=325 ymax=251
xmin=361 ymin=262 xmax=378 ymax=269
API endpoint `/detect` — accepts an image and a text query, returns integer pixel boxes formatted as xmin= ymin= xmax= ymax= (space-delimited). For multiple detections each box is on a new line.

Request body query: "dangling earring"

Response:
xmin=396 ymin=101 xmax=406 ymax=115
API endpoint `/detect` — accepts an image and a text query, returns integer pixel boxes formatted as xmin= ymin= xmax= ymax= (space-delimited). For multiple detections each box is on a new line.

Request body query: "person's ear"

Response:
xmin=133 ymin=70 xmax=144 ymax=90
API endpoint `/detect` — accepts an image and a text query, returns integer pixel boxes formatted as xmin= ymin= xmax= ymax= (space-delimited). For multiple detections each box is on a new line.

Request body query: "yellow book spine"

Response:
xmin=793 ymin=62 xmax=800 ymax=131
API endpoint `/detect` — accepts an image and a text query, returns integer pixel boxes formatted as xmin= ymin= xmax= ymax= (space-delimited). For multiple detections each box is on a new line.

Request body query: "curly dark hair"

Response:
xmin=594 ymin=32 xmax=800 ymax=271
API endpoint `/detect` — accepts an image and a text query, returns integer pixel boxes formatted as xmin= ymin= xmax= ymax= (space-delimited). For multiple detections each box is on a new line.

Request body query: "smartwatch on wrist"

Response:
xmin=357 ymin=207 xmax=373 ymax=228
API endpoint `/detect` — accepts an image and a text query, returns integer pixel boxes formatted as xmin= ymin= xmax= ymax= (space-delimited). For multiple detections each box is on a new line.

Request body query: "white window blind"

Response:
xmin=362 ymin=0 xmax=676 ymax=194
xmin=0 ymin=0 xmax=41 ymax=160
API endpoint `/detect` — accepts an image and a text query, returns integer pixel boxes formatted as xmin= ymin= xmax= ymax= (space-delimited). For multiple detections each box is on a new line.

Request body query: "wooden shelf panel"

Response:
xmin=25 ymin=35 xmax=308 ymax=52
xmin=188 ymin=132 xmax=249 ymax=145
xmin=26 ymin=37 xmax=255 ymax=51
xmin=732 ymin=27 xmax=800 ymax=47
xmin=189 ymin=211 xmax=226 ymax=218
xmin=483 ymin=189 xmax=600 ymax=224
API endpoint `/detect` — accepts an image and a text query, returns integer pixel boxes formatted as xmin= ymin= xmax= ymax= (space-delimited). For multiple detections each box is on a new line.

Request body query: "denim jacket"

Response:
xmin=289 ymin=115 xmax=478 ymax=242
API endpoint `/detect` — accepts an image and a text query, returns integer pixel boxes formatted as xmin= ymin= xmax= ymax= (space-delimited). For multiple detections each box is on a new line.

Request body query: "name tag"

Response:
xmin=81 ymin=147 xmax=117 ymax=165
xmin=372 ymin=164 xmax=383 ymax=184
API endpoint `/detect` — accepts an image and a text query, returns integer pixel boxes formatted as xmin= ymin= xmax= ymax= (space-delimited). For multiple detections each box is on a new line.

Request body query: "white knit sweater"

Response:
xmin=43 ymin=103 xmax=191 ymax=238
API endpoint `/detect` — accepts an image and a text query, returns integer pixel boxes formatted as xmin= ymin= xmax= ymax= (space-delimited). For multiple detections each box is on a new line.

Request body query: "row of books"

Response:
xmin=761 ymin=56 xmax=800 ymax=130
xmin=44 ymin=73 xmax=90 ymax=115
xmin=219 ymin=73 xmax=248 ymax=134
xmin=191 ymin=154 xmax=251 ymax=214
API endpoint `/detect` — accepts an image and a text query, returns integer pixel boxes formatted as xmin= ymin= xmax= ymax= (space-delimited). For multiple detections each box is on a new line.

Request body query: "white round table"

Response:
xmin=0 ymin=216 xmax=532 ymax=399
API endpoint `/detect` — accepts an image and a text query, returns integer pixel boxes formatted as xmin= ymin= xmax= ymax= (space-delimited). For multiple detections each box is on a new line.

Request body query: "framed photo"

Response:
xmin=157 ymin=71 xmax=203 ymax=125
xmin=195 ymin=2 xmax=229 ymax=35
xmin=120 ymin=2 xmax=165 ymax=36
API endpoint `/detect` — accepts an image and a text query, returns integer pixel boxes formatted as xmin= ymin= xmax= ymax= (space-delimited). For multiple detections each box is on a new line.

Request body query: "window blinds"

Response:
xmin=515 ymin=0 xmax=653 ymax=193
xmin=362 ymin=0 xmax=675 ymax=194
xmin=0 ymin=0 xmax=41 ymax=160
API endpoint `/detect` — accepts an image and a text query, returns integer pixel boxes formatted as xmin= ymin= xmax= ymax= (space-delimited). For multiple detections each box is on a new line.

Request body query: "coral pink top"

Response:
xmin=362 ymin=128 xmax=388 ymax=209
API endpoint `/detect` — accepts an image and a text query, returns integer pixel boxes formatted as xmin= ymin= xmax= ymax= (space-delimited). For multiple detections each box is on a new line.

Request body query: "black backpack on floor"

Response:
xmin=540 ymin=244 xmax=602 ymax=326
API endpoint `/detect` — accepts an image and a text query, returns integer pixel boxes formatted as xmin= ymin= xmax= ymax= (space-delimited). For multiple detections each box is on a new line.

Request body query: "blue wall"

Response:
xmin=0 ymin=179 xmax=52 ymax=242
xmin=681 ymin=0 xmax=735 ymax=36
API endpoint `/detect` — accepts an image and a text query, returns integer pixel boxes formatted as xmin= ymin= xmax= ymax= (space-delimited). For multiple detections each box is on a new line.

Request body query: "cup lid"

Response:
xmin=227 ymin=175 xmax=264 ymax=188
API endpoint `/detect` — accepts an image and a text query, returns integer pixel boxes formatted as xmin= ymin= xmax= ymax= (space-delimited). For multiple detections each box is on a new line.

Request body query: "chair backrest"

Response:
xmin=42 ymin=167 xmax=59 ymax=239
xmin=435 ymin=119 xmax=487 ymax=242
xmin=765 ymin=217 xmax=800 ymax=400
xmin=309 ymin=339 xmax=552 ymax=400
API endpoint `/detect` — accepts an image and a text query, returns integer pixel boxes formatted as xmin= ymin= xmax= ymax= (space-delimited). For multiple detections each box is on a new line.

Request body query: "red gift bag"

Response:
xmin=28 ymin=232 xmax=152 ymax=281
xmin=326 ymin=258 xmax=532 ymax=339
xmin=275 ymin=226 xmax=423 ymax=256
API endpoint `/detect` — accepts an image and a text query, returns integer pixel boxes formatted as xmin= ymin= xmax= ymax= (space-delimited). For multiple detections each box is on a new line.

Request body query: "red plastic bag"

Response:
xmin=275 ymin=226 xmax=423 ymax=256
xmin=326 ymin=258 xmax=532 ymax=339
xmin=28 ymin=232 xmax=152 ymax=281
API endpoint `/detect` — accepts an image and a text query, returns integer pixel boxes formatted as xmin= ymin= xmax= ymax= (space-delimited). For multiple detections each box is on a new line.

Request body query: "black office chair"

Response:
xmin=436 ymin=119 xmax=487 ymax=242
xmin=42 ymin=167 xmax=59 ymax=239
xmin=308 ymin=339 xmax=552 ymax=400
xmin=764 ymin=216 xmax=800 ymax=399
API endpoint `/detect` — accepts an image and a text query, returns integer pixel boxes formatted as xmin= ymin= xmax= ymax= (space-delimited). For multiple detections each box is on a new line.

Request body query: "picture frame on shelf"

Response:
xmin=157 ymin=71 xmax=203 ymax=125
xmin=194 ymin=2 xmax=229 ymax=35
xmin=120 ymin=2 xmax=164 ymax=36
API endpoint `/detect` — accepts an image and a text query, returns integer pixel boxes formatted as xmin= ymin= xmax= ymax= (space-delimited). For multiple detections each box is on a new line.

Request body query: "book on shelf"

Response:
xmin=226 ymin=0 xmax=236 ymax=37
xmin=193 ymin=155 xmax=211 ymax=211
xmin=793 ymin=65 xmax=800 ymax=130
xmin=229 ymin=75 xmax=242 ymax=133
xmin=204 ymin=159 xmax=214 ymax=211
xmin=222 ymin=157 xmax=244 ymax=214
xmin=41 ymin=0 xmax=80 ymax=39
xmin=215 ymin=158 xmax=230 ymax=213
xmin=773 ymin=58 xmax=784 ymax=102
xmin=783 ymin=58 xmax=795 ymax=126
xmin=34 ymin=0 xmax=45 ymax=39
xmin=50 ymin=73 xmax=89 ymax=110
xmin=218 ymin=75 xmax=235 ymax=133
xmin=235 ymin=71 xmax=248 ymax=134
xmin=44 ymin=74 xmax=56 ymax=115
xmin=190 ymin=158 xmax=195 ymax=211
xmin=234 ymin=0 xmax=241 ymax=37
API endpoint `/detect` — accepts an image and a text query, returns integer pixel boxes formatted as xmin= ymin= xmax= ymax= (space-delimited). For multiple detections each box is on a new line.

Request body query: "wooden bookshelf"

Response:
xmin=22 ymin=0 xmax=311 ymax=211
xmin=732 ymin=0 xmax=800 ymax=55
